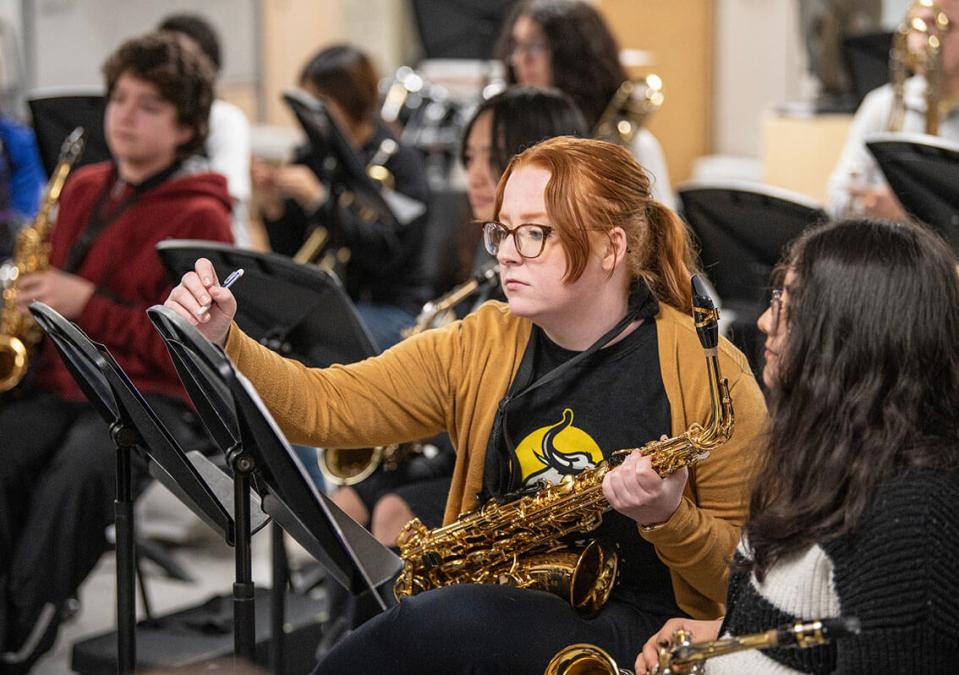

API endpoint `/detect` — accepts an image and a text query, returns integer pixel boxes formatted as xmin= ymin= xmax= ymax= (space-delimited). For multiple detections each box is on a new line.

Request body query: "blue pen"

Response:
xmin=197 ymin=268 xmax=244 ymax=315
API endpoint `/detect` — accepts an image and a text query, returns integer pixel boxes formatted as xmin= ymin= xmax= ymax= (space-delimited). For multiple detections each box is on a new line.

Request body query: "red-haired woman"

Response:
xmin=165 ymin=136 xmax=767 ymax=673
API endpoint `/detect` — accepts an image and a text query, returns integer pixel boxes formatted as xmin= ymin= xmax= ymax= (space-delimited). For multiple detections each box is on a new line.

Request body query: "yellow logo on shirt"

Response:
xmin=515 ymin=408 xmax=604 ymax=486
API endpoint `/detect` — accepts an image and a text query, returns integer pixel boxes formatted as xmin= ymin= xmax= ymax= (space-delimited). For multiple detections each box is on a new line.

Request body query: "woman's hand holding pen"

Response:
xmin=163 ymin=257 xmax=238 ymax=347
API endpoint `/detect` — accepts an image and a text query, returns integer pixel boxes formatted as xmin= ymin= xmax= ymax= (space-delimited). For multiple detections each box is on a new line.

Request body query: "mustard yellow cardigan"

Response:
xmin=225 ymin=301 xmax=767 ymax=619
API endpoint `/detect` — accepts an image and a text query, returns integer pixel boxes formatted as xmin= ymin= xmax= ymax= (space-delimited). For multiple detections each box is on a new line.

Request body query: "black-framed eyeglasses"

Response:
xmin=769 ymin=288 xmax=785 ymax=333
xmin=482 ymin=221 xmax=554 ymax=259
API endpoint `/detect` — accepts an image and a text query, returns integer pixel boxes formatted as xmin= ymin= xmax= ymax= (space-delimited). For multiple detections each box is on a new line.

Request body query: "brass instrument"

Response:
xmin=545 ymin=617 xmax=861 ymax=675
xmin=594 ymin=75 xmax=665 ymax=146
xmin=293 ymin=137 xmax=398 ymax=271
xmin=394 ymin=275 xmax=734 ymax=615
xmin=319 ymin=442 xmax=423 ymax=487
xmin=0 ymin=127 xmax=84 ymax=392
xmin=402 ymin=262 xmax=499 ymax=338
xmin=888 ymin=0 xmax=952 ymax=134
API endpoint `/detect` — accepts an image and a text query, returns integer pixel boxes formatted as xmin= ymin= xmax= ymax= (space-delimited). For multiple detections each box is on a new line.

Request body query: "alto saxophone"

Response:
xmin=402 ymin=262 xmax=499 ymax=338
xmin=594 ymin=74 xmax=665 ymax=146
xmin=0 ymin=127 xmax=85 ymax=392
xmin=544 ymin=617 xmax=861 ymax=675
xmin=394 ymin=276 xmax=734 ymax=615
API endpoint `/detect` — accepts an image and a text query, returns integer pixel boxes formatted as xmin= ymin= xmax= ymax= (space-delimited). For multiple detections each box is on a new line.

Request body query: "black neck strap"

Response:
xmin=64 ymin=161 xmax=181 ymax=273
xmin=480 ymin=282 xmax=657 ymax=501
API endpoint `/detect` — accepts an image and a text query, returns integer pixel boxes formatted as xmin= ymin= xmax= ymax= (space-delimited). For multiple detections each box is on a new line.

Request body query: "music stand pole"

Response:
xmin=109 ymin=421 xmax=139 ymax=674
xmin=271 ymin=523 xmax=289 ymax=674
xmin=225 ymin=444 xmax=257 ymax=664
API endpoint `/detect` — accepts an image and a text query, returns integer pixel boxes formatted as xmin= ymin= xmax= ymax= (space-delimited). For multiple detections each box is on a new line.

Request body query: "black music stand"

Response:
xmin=677 ymin=181 xmax=827 ymax=371
xmin=27 ymin=302 xmax=267 ymax=673
xmin=27 ymin=90 xmax=111 ymax=176
xmin=282 ymin=88 xmax=402 ymax=228
xmin=147 ymin=306 xmax=403 ymax=606
xmin=866 ymin=132 xmax=959 ymax=249
xmin=147 ymin=306 xmax=402 ymax=656
xmin=156 ymin=240 xmax=380 ymax=364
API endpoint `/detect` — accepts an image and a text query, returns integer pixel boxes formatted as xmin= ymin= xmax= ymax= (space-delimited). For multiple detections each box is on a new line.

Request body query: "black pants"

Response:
xmin=0 ymin=390 xmax=202 ymax=669
xmin=312 ymin=584 xmax=671 ymax=675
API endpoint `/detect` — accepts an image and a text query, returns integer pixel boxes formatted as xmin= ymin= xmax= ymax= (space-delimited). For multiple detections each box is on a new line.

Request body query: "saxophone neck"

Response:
xmin=689 ymin=275 xmax=734 ymax=447
xmin=664 ymin=617 xmax=861 ymax=668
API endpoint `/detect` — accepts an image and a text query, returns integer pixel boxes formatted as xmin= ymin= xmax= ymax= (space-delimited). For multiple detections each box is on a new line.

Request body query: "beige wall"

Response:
xmin=598 ymin=0 xmax=714 ymax=184
xmin=259 ymin=1 xmax=344 ymax=127
xmin=259 ymin=0 xmax=419 ymax=128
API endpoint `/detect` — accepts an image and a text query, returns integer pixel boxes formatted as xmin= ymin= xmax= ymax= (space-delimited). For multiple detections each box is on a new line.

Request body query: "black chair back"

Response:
xmin=28 ymin=91 xmax=111 ymax=176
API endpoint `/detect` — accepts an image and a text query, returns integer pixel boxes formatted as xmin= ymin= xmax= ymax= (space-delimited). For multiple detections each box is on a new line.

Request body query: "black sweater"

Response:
xmin=715 ymin=470 xmax=959 ymax=673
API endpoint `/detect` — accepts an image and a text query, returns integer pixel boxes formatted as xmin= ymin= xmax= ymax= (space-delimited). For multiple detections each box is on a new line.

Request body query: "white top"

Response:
xmin=708 ymin=540 xmax=840 ymax=675
xmin=208 ymin=99 xmax=252 ymax=246
xmin=630 ymin=127 xmax=676 ymax=210
xmin=825 ymin=76 xmax=959 ymax=218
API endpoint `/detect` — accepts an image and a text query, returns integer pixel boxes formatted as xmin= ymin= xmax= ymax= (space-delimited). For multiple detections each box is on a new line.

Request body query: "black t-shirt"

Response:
xmin=503 ymin=318 xmax=680 ymax=613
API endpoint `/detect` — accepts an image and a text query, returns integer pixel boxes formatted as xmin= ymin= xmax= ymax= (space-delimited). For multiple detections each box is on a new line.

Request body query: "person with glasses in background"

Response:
xmin=638 ymin=219 xmax=959 ymax=674
xmin=164 ymin=136 xmax=767 ymax=673
xmin=496 ymin=0 xmax=676 ymax=209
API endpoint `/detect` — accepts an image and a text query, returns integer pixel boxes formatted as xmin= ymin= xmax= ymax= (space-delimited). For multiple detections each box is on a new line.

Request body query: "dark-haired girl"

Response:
xmin=497 ymin=0 xmax=674 ymax=208
xmin=639 ymin=219 xmax=959 ymax=673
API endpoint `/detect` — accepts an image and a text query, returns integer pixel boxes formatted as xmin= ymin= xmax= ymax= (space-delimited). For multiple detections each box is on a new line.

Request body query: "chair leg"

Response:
xmin=136 ymin=537 xmax=194 ymax=582
xmin=135 ymin=554 xmax=154 ymax=622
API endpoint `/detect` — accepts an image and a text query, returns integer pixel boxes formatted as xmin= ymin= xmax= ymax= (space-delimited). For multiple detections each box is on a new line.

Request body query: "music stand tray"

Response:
xmin=156 ymin=240 xmax=379 ymax=367
xmin=677 ymin=180 xmax=827 ymax=308
xmin=147 ymin=305 xmax=403 ymax=600
xmin=281 ymin=88 xmax=400 ymax=227
xmin=28 ymin=302 xmax=267 ymax=672
xmin=866 ymin=131 xmax=959 ymax=249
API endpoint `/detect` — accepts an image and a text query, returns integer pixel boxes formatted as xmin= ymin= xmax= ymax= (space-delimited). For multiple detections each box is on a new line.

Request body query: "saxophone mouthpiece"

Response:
xmin=690 ymin=274 xmax=719 ymax=350
xmin=62 ymin=127 xmax=86 ymax=164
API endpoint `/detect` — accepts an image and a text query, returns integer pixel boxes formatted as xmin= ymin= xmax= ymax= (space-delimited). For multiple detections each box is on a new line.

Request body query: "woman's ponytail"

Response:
xmin=638 ymin=200 xmax=698 ymax=313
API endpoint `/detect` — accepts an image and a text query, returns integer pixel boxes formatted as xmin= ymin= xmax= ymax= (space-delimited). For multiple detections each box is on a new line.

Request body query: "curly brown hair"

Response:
xmin=102 ymin=31 xmax=215 ymax=157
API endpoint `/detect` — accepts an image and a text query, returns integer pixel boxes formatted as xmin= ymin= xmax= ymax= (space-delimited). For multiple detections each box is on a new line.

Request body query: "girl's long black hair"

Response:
xmin=742 ymin=219 xmax=959 ymax=580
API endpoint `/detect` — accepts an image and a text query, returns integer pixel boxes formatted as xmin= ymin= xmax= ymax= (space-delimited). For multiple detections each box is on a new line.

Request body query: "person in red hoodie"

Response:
xmin=0 ymin=32 xmax=232 ymax=671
